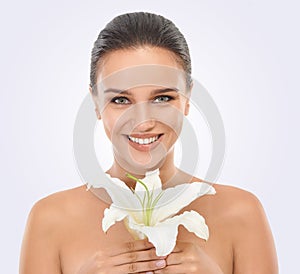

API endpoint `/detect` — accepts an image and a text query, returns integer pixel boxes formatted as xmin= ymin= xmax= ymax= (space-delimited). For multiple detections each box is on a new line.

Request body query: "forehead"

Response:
xmin=96 ymin=47 xmax=187 ymax=93
xmin=97 ymin=47 xmax=182 ymax=81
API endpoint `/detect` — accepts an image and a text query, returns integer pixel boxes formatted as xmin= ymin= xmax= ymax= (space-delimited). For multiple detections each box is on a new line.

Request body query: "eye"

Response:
xmin=153 ymin=95 xmax=174 ymax=103
xmin=111 ymin=96 xmax=131 ymax=105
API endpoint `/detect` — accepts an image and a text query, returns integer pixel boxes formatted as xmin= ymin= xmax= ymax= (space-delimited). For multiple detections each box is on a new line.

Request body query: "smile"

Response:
xmin=127 ymin=134 xmax=162 ymax=145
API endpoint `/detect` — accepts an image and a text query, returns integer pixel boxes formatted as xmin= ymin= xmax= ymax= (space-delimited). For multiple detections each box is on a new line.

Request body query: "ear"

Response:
xmin=89 ymin=86 xmax=101 ymax=120
xmin=184 ymin=82 xmax=193 ymax=116
xmin=184 ymin=99 xmax=190 ymax=116
xmin=95 ymin=107 xmax=101 ymax=120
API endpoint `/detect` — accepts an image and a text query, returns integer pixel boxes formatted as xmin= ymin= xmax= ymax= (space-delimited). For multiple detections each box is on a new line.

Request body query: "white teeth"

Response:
xmin=128 ymin=135 xmax=160 ymax=145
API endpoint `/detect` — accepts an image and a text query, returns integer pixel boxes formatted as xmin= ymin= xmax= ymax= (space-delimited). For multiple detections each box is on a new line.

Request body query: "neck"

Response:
xmin=107 ymin=150 xmax=178 ymax=187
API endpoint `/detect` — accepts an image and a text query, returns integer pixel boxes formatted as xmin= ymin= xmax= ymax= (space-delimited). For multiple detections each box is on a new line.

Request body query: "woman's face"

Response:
xmin=92 ymin=47 xmax=190 ymax=174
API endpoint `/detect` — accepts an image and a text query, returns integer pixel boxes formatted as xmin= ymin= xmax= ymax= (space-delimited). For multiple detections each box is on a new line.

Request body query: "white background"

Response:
xmin=1 ymin=0 xmax=299 ymax=273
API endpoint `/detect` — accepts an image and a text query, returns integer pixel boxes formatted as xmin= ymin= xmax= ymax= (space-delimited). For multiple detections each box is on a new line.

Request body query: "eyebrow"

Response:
xmin=103 ymin=87 xmax=179 ymax=95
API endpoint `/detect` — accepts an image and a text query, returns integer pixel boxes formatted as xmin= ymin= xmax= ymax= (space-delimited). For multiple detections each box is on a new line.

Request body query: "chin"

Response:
xmin=114 ymin=151 xmax=167 ymax=175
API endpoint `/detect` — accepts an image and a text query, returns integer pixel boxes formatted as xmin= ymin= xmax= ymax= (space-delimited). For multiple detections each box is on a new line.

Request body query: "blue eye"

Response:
xmin=111 ymin=97 xmax=131 ymax=104
xmin=153 ymin=96 xmax=174 ymax=103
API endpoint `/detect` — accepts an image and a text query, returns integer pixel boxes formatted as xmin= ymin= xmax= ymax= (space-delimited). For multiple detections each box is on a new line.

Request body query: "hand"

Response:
xmin=76 ymin=239 xmax=167 ymax=274
xmin=154 ymin=241 xmax=223 ymax=274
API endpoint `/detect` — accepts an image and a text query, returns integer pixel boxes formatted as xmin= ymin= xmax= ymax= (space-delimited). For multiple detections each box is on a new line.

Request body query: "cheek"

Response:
xmin=101 ymin=108 xmax=128 ymax=139
xmin=101 ymin=112 xmax=117 ymax=140
xmin=154 ymin=107 xmax=184 ymax=138
xmin=102 ymin=121 xmax=112 ymax=140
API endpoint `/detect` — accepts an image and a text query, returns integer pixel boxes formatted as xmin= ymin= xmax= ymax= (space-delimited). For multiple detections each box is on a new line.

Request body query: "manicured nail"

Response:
xmin=156 ymin=259 xmax=166 ymax=267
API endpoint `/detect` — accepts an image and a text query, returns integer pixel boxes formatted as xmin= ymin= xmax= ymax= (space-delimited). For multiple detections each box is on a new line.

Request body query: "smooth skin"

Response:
xmin=20 ymin=47 xmax=278 ymax=274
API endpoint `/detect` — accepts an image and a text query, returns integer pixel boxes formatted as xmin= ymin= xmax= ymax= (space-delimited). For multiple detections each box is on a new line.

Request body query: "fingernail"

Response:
xmin=156 ymin=259 xmax=166 ymax=267
xmin=145 ymin=272 xmax=153 ymax=274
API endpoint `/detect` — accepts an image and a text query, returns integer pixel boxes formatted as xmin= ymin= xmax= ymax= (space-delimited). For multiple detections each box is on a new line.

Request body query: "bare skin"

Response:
xmin=20 ymin=180 xmax=278 ymax=274
xmin=20 ymin=47 xmax=278 ymax=273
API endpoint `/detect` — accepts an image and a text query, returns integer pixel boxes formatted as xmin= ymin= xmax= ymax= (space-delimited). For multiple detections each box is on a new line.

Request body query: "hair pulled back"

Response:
xmin=90 ymin=12 xmax=192 ymax=90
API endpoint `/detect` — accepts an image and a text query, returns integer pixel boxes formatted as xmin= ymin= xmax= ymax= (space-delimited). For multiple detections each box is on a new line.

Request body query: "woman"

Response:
xmin=20 ymin=12 xmax=278 ymax=274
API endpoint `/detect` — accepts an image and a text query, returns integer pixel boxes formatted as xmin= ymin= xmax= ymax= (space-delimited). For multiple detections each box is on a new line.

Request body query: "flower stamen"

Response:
xmin=126 ymin=173 xmax=164 ymax=226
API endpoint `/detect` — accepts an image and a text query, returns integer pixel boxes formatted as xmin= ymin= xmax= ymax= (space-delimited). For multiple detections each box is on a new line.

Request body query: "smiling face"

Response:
xmin=91 ymin=47 xmax=191 ymax=175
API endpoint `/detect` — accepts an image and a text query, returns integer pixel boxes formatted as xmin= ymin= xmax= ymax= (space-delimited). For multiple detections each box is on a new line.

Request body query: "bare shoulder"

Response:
xmin=203 ymin=183 xmax=278 ymax=273
xmin=189 ymin=174 xmax=262 ymax=215
xmin=201 ymin=183 xmax=272 ymax=231
xmin=211 ymin=183 xmax=264 ymax=218
xmin=28 ymin=184 xmax=107 ymax=230
xmin=28 ymin=186 xmax=88 ymax=223
xmin=186 ymin=172 xmax=264 ymax=221
xmin=20 ymin=186 xmax=92 ymax=274
xmin=22 ymin=185 xmax=93 ymax=248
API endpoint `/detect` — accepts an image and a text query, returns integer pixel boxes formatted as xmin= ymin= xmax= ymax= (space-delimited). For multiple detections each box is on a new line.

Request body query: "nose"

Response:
xmin=132 ymin=103 xmax=156 ymax=132
xmin=134 ymin=119 xmax=156 ymax=132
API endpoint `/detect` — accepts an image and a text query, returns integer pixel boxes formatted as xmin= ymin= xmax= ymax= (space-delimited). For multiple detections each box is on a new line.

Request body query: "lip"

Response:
xmin=128 ymin=133 xmax=162 ymax=138
xmin=126 ymin=133 xmax=164 ymax=152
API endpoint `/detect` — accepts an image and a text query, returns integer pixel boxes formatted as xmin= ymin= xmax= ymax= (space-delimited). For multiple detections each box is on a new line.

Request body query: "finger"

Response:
xmin=114 ymin=247 xmax=166 ymax=265
xmin=154 ymin=264 xmax=183 ymax=274
xmin=108 ymin=239 xmax=154 ymax=256
xmin=165 ymin=252 xmax=183 ymax=266
xmin=166 ymin=241 xmax=188 ymax=254
xmin=169 ymin=246 xmax=183 ymax=253
xmin=171 ymin=241 xmax=191 ymax=252
xmin=117 ymin=258 xmax=167 ymax=273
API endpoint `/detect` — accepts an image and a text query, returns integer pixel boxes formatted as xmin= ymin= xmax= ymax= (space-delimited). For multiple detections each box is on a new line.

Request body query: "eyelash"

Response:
xmin=153 ymin=95 xmax=174 ymax=103
xmin=111 ymin=96 xmax=130 ymax=105
xmin=111 ymin=95 xmax=175 ymax=105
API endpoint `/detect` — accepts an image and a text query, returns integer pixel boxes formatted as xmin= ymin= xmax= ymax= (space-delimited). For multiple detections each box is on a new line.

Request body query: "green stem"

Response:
xmin=126 ymin=173 xmax=164 ymax=226
xmin=126 ymin=173 xmax=150 ymax=201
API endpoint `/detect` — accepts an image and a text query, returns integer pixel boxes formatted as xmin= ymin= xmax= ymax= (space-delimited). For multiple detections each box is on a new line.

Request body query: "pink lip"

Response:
xmin=126 ymin=134 xmax=163 ymax=152
xmin=128 ymin=133 xmax=162 ymax=138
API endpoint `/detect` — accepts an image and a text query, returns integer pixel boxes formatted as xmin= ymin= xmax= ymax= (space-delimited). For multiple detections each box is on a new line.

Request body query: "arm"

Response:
xmin=19 ymin=199 xmax=62 ymax=274
xmin=232 ymin=192 xmax=278 ymax=274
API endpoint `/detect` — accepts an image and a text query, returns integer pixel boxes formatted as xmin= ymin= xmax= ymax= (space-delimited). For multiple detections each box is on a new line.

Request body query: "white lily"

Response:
xmin=90 ymin=169 xmax=216 ymax=256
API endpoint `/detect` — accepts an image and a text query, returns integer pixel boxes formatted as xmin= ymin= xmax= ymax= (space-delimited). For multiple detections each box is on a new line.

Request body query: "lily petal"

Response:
xmin=151 ymin=182 xmax=215 ymax=224
xmin=92 ymin=174 xmax=141 ymax=210
xmin=102 ymin=205 xmax=128 ymax=232
xmin=135 ymin=169 xmax=162 ymax=192
xmin=128 ymin=210 xmax=209 ymax=256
